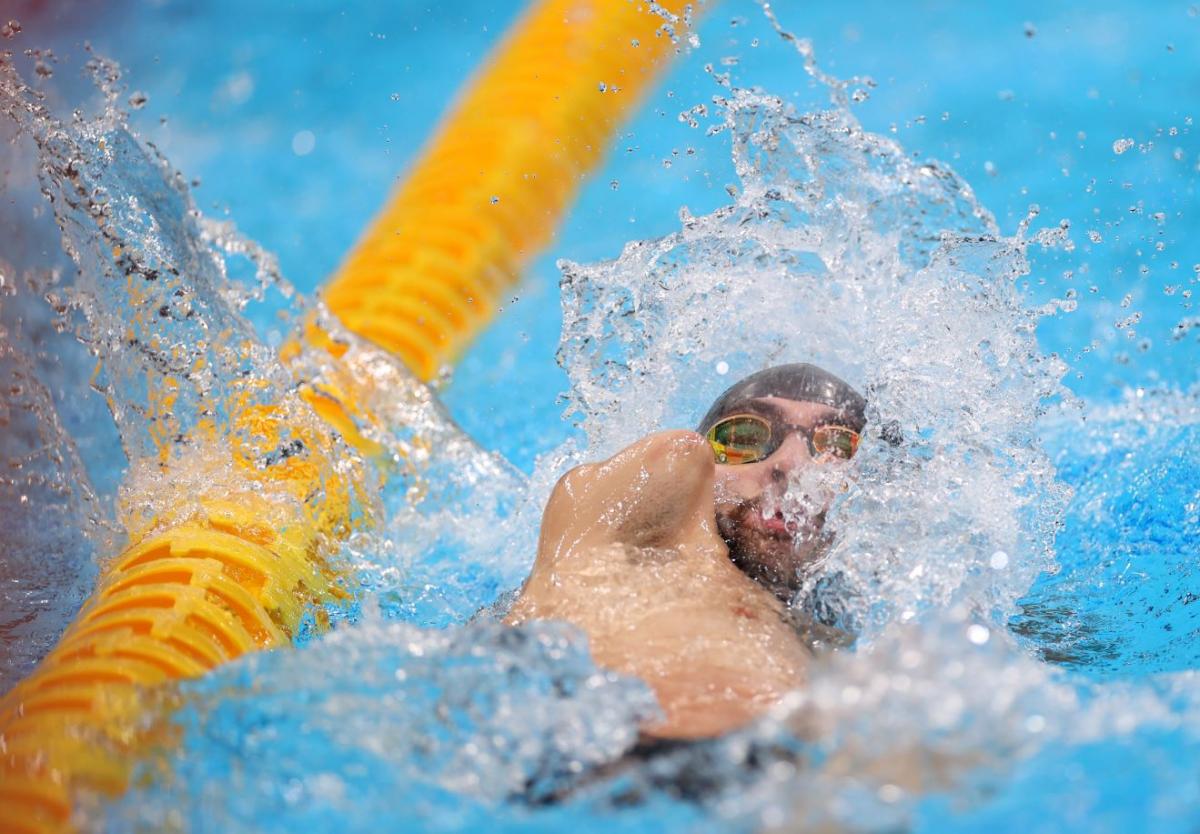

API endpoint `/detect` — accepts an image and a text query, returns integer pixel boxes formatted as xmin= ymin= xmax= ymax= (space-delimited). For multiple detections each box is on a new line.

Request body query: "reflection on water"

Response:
xmin=2 ymin=13 xmax=1200 ymax=834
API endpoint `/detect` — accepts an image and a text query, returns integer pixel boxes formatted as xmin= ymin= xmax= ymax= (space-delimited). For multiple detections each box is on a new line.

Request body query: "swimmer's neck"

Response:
xmin=727 ymin=551 xmax=801 ymax=603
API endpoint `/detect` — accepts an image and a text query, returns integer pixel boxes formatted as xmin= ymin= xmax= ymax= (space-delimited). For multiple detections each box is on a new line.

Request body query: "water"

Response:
xmin=0 ymin=283 xmax=104 ymax=692
xmin=2 ymin=1 xmax=1199 ymax=832
xmin=1019 ymin=392 xmax=1200 ymax=678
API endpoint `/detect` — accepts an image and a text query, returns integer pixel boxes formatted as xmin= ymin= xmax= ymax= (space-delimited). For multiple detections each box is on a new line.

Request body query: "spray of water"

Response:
xmin=557 ymin=84 xmax=1068 ymax=636
xmin=0 ymin=45 xmax=524 ymax=642
xmin=0 ymin=295 xmax=103 ymax=692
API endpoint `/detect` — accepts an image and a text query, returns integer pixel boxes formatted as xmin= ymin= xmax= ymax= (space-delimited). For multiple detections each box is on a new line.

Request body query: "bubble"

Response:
xmin=967 ymin=624 xmax=991 ymax=645
xmin=291 ymin=130 xmax=316 ymax=156
xmin=1113 ymin=138 xmax=1135 ymax=154
xmin=220 ymin=71 xmax=254 ymax=105
xmin=878 ymin=784 xmax=904 ymax=803
xmin=990 ymin=550 xmax=1010 ymax=569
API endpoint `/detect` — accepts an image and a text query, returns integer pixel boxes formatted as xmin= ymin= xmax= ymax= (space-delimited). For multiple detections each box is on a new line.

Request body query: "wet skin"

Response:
xmin=506 ymin=398 xmax=848 ymax=739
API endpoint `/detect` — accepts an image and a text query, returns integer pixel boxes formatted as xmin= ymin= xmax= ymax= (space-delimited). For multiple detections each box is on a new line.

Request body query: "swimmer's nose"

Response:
xmin=769 ymin=432 xmax=814 ymax=482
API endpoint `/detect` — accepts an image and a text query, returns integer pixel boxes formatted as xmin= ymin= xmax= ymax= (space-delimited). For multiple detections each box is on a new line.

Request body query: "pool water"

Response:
xmin=1 ymin=1 xmax=1198 ymax=832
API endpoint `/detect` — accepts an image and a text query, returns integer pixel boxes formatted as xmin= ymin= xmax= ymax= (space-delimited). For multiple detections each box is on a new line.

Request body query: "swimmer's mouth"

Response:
xmin=761 ymin=510 xmax=800 ymax=540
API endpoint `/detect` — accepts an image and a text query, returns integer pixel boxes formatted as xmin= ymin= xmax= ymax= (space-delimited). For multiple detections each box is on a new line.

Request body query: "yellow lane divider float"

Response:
xmin=0 ymin=2 xmax=696 ymax=832
xmin=325 ymin=0 xmax=696 ymax=379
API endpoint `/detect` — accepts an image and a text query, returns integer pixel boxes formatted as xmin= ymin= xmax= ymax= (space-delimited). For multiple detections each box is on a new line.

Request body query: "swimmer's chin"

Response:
xmin=721 ymin=516 xmax=827 ymax=597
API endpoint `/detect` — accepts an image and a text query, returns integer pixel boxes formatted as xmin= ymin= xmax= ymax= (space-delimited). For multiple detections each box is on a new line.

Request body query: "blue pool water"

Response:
xmin=1 ymin=1 xmax=1199 ymax=832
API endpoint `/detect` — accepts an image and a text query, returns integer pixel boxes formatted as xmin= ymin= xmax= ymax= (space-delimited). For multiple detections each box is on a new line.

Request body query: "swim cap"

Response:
xmin=697 ymin=363 xmax=867 ymax=433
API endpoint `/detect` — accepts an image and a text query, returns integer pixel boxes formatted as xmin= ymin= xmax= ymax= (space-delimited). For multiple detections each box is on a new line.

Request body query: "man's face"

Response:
xmin=710 ymin=397 xmax=853 ymax=595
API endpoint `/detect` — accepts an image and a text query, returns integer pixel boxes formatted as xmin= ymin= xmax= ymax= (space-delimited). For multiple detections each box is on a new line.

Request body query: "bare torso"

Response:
xmin=506 ymin=430 xmax=810 ymax=739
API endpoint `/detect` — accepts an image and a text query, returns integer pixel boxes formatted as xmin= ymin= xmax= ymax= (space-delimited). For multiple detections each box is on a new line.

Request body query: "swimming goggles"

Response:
xmin=705 ymin=413 xmax=860 ymax=465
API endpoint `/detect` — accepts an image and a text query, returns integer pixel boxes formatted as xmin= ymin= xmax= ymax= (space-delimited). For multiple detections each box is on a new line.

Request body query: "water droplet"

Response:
xmin=1 ymin=19 xmax=21 ymax=38
xmin=490 ymin=195 xmax=499 ymax=205
xmin=609 ymin=180 xmax=619 ymax=190
xmin=390 ymin=92 xmax=401 ymax=102
xmin=598 ymin=82 xmax=607 ymax=93
xmin=984 ymin=160 xmax=997 ymax=176
xmin=715 ymin=360 xmax=729 ymax=375
xmin=128 ymin=91 xmax=149 ymax=110
xmin=1023 ymin=21 xmax=1037 ymax=38
xmin=1112 ymin=137 xmax=1135 ymax=154
xmin=967 ymin=624 xmax=990 ymax=645
xmin=291 ymin=130 xmax=316 ymax=156
xmin=878 ymin=784 xmax=904 ymax=803
xmin=989 ymin=550 xmax=1009 ymax=569
xmin=1088 ymin=230 xmax=1103 ymax=243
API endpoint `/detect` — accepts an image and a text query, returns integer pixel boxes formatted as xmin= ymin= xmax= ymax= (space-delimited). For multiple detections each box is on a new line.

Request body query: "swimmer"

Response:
xmin=506 ymin=363 xmax=866 ymax=740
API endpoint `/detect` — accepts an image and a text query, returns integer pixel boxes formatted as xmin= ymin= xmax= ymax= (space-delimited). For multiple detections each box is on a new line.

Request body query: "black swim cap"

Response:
xmin=697 ymin=363 xmax=867 ymax=433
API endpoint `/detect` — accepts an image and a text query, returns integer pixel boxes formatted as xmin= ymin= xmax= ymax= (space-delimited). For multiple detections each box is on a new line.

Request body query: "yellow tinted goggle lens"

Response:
xmin=707 ymin=416 xmax=861 ymax=465
xmin=707 ymin=414 xmax=771 ymax=464
xmin=812 ymin=425 xmax=860 ymax=459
